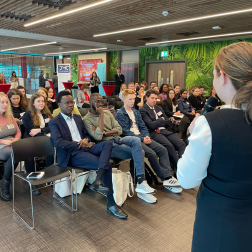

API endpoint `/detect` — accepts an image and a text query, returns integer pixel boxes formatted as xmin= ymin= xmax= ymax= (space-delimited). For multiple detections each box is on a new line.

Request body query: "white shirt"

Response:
xmin=61 ymin=113 xmax=82 ymax=142
xmin=177 ymin=104 xmax=239 ymax=189
xmin=172 ymin=104 xmax=178 ymax=113
xmin=147 ymin=104 xmax=165 ymax=130
xmin=126 ymin=110 xmax=141 ymax=135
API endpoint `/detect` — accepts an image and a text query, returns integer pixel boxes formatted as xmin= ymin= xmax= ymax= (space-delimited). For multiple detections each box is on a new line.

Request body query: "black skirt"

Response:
xmin=91 ymin=86 xmax=99 ymax=94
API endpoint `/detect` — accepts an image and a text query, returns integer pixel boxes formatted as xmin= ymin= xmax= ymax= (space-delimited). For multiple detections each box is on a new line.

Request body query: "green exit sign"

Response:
xmin=161 ymin=51 xmax=168 ymax=57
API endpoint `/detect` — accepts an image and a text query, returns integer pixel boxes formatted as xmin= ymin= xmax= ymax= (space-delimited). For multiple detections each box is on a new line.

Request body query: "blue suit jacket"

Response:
xmin=48 ymin=113 xmax=91 ymax=168
xmin=115 ymin=106 xmax=149 ymax=142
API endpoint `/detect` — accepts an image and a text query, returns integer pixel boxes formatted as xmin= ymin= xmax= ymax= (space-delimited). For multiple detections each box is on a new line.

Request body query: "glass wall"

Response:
xmin=0 ymin=53 xmax=54 ymax=94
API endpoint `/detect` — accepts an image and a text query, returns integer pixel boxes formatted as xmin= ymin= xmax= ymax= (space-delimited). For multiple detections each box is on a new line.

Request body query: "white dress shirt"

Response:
xmin=147 ymin=104 xmax=165 ymax=130
xmin=61 ymin=113 xmax=82 ymax=142
xmin=177 ymin=105 xmax=238 ymax=189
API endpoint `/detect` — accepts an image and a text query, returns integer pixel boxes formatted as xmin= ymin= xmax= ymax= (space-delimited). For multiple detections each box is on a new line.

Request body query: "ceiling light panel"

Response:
xmin=24 ymin=0 xmax=112 ymax=27
xmin=93 ymin=8 xmax=252 ymax=37
xmin=45 ymin=47 xmax=107 ymax=55
xmin=1 ymin=42 xmax=57 ymax=52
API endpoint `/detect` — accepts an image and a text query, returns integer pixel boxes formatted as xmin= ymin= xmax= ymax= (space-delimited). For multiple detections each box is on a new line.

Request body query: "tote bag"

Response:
xmin=112 ymin=168 xmax=134 ymax=206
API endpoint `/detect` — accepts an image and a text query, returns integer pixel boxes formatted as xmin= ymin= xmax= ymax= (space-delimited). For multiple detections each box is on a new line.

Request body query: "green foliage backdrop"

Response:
xmin=110 ymin=51 xmax=118 ymax=81
xmin=139 ymin=38 xmax=252 ymax=92
xmin=71 ymin=54 xmax=78 ymax=86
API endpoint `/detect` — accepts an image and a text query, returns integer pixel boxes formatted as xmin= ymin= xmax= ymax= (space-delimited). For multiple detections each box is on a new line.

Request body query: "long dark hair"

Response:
xmin=7 ymin=89 xmax=27 ymax=111
xmin=166 ymin=89 xmax=177 ymax=106
xmin=159 ymin=84 xmax=168 ymax=94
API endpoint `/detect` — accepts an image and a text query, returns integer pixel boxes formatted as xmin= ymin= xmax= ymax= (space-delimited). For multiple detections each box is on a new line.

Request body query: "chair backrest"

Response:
xmin=79 ymin=108 xmax=89 ymax=117
xmin=111 ymin=95 xmax=119 ymax=99
xmin=102 ymin=96 xmax=109 ymax=100
xmin=108 ymin=97 xmax=115 ymax=105
xmin=114 ymin=97 xmax=121 ymax=101
xmin=11 ymin=136 xmax=54 ymax=163
xmin=114 ymin=101 xmax=124 ymax=110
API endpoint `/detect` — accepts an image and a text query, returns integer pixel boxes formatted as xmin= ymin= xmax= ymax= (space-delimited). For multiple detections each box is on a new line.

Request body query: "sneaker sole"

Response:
xmin=137 ymin=193 xmax=157 ymax=204
xmin=163 ymin=183 xmax=181 ymax=187
xmin=165 ymin=186 xmax=183 ymax=194
xmin=135 ymin=188 xmax=157 ymax=195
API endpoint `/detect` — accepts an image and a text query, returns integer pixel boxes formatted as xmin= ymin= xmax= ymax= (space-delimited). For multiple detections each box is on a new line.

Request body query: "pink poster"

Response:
xmin=79 ymin=59 xmax=102 ymax=81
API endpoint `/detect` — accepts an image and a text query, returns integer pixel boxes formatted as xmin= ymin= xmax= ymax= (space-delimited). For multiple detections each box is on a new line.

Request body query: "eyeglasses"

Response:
xmin=63 ymin=101 xmax=75 ymax=106
xmin=92 ymin=100 xmax=104 ymax=105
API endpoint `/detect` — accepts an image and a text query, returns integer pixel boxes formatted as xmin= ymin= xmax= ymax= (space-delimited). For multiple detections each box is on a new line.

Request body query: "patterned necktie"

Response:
xmin=151 ymin=108 xmax=160 ymax=133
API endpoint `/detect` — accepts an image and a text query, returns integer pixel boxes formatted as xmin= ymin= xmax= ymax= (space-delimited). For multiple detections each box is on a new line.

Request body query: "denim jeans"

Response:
xmin=141 ymin=140 xmax=172 ymax=181
xmin=110 ymin=136 xmax=145 ymax=176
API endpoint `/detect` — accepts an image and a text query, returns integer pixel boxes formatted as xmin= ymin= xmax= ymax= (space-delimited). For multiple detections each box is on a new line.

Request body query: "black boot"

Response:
xmin=0 ymin=179 xmax=11 ymax=201
xmin=31 ymin=185 xmax=41 ymax=196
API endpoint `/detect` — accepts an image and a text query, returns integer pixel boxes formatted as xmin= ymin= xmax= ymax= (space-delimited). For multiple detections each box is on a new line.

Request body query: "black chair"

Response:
xmin=11 ymin=136 xmax=75 ymax=230
xmin=111 ymin=95 xmax=119 ymax=99
xmin=107 ymin=97 xmax=115 ymax=106
xmin=102 ymin=96 xmax=109 ymax=100
xmin=114 ymin=97 xmax=121 ymax=101
xmin=79 ymin=108 xmax=89 ymax=117
xmin=114 ymin=101 xmax=124 ymax=110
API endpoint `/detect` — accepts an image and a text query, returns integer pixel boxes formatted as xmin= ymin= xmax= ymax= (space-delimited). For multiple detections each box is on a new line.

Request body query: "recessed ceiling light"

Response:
xmin=117 ymin=40 xmax=123 ymax=42
xmin=94 ymin=8 xmax=252 ymax=37
xmin=145 ymin=31 xmax=252 ymax=45
xmin=212 ymin=26 xmax=222 ymax=29
xmin=0 ymin=42 xmax=57 ymax=52
xmin=162 ymin=11 xmax=169 ymax=17
xmin=24 ymin=0 xmax=112 ymax=27
xmin=45 ymin=47 xmax=107 ymax=55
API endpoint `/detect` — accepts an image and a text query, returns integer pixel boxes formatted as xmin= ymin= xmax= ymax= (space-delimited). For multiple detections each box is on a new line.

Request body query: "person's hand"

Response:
xmin=92 ymin=126 xmax=97 ymax=131
xmin=96 ymin=104 xmax=104 ymax=116
xmin=29 ymin=129 xmax=41 ymax=136
xmin=188 ymin=113 xmax=201 ymax=134
xmin=143 ymin=136 xmax=151 ymax=145
xmin=174 ymin=111 xmax=182 ymax=116
xmin=161 ymin=117 xmax=165 ymax=120
xmin=15 ymin=118 xmax=21 ymax=123
xmin=2 ymin=139 xmax=13 ymax=146
xmin=78 ymin=139 xmax=89 ymax=149
xmin=11 ymin=138 xmax=19 ymax=143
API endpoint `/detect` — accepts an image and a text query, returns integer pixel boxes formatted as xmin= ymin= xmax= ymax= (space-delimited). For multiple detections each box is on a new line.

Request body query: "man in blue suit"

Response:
xmin=49 ymin=91 xmax=127 ymax=219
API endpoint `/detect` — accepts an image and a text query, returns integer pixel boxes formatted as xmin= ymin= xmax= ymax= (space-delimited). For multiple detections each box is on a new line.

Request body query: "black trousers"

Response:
xmin=113 ymin=85 xmax=121 ymax=95
xmin=91 ymin=86 xmax=99 ymax=94
xmin=178 ymin=116 xmax=191 ymax=135
xmin=82 ymin=103 xmax=90 ymax=108
xmin=151 ymin=130 xmax=186 ymax=169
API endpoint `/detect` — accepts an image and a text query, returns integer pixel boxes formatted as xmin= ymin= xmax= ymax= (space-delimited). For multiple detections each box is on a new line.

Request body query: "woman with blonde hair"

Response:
xmin=0 ymin=92 xmax=21 ymax=201
xmin=22 ymin=93 xmax=53 ymax=195
xmin=0 ymin=73 xmax=6 ymax=84
xmin=178 ymin=41 xmax=252 ymax=251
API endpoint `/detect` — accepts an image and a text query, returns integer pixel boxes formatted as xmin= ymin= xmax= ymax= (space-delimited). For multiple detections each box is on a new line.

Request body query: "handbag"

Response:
xmin=112 ymin=168 xmax=134 ymax=206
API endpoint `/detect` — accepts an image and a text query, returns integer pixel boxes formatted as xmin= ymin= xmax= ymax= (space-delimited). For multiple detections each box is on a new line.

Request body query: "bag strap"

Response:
xmin=127 ymin=173 xmax=134 ymax=197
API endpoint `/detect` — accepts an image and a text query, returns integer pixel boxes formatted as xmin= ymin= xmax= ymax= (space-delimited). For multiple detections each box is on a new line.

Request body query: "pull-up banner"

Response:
xmin=121 ymin=62 xmax=134 ymax=86
xmin=57 ymin=64 xmax=71 ymax=92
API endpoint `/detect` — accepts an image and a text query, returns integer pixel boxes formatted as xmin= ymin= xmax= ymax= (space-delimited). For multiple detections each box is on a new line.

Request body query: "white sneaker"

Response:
xmin=137 ymin=193 xmax=157 ymax=204
xmin=136 ymin=181 xmax=156 ymax=194
xmin=163 ymin=177 xmax=181 ymax=187
xmin=165 ymin=186 xmax=183 ymax=194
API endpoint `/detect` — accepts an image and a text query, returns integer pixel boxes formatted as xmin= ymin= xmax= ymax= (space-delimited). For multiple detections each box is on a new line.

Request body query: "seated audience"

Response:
xmin=188 ymin=84 xmax=197 ymax=97
xmin=188 ymin=87 xmax=204 ymax=111
xmin=206 ymin=87 xmax=222 ymax=106
xmin=174 ymin=84 xmax=181 ymax=100
xmin=7 ymin=89 xmax=27 ymax=123
xmin=46 ymin=86 xmax=58 ymax=113
xmin=134 ymin=82 xmax=139 ymax=91
xmin=177 ymin=89 xmax=196 ymax=122
xmin=139 ymin=89 xmax=186 ymax=173
xmin=140 ymin=81 xmax=147 ymax=94
xmin=153 ymin=86 xmax=163 ymax=107
xmin=52 ymin=89 xmax=81 ymax=117
xmin=119 ymin=83 xmax=127 ymax=101
xmin=115 ymin=89 xmax=181 ymax=194
xmin=17 ymin=86 xmax=29 ymax=108
xmin=198 ymin=85 xmax=206 ymax=106
xmin=37 ymin=87 xmax=52 ymax=113
xmin=49 ymin=91 xmax=127 ymax=219
xmin=76 ymin=84 xmax=90 ymax=108
xmin=84 ymin=93 xmax=156 ymax=203
xmin=159 ymin=84 xmax=169 ymax=100
xmin=134 ymin=86 xmax=145 ymax=110
xmin=0 ymin=73 xmax=6 ymax=84
xmin=22 ymin=93 xmax=54 ymax=195
xmin=150 ymin=81 xmax=157 ymax=89
xmin=162 ymin=89 xmax=191 ymax=140
xmin=0 ymin=92 xmax=20 ymax=201
xmin=128 ymin=82 xmax=135 ymax=92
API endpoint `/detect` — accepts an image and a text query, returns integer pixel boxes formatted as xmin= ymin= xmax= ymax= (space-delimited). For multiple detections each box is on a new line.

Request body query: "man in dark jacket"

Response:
xmin=39 ymin=70 xmax=46 ymax=88
xmin=52 ymin=72 xmax=58 ymax=95
xmin=49 ymin=91 xmax=128 ymax=219
xmin=115 ymin=89 xmax=181 ymax=193
xmin=113 ymin=67 xmax=125 ymax=95
xmin=140 ymin=89 xmax=186 ymax=173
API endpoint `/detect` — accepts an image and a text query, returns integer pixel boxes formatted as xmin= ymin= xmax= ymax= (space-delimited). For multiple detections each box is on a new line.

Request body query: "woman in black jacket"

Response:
xmin=22 ymin=93 xmax=53 ymax=195
xmin=206 ymin=87 xmax=222 ymax=106
xmin=162 ymin=89 xmax=191 ymax=139
xmin=188 ymin=87 xmax=204 ymax=111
